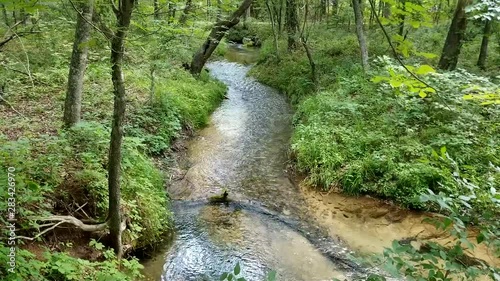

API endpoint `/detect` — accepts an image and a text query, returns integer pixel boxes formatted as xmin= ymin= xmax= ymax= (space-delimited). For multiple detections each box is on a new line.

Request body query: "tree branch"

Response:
xmin=0 ymin=31 xmax=39 ymax=51
xmin=368 ymin=0 xmax=451 ymax=110
xmin=0 ymin=94 xmax=25 ymax=117
xmin=68 ymin=0 xmax=114 ymax=41
xmin=25 ymin=215 xmax=108 ymax=232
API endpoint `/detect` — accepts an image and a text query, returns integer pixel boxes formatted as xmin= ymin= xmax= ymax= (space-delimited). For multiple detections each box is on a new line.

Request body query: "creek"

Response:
xmin=142 ymin=45 xmax=497 ymax=281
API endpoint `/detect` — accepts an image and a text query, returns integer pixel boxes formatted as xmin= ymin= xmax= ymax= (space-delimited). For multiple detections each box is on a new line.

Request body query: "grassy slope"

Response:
xmin=251 ymin=24 xmax=499 ymax=210
xmin=0 ymin=16 xmax=226 ymax=280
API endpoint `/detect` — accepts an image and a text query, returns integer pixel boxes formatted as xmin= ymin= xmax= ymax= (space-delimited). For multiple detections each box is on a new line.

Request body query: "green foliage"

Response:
xmin=0 ymin=241 xmax=144 ymax=281
xmin=289 ymin=60 xmax=498 ymax=209
xmin=371 ymin=163 xmax=499 ymax=280
xmin=219 ymin=263 xmax=277 ymax=281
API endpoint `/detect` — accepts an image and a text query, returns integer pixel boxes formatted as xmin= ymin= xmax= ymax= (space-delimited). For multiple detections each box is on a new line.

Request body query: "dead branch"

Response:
xmin=16 ymin=214 xmax=127 ymax=241
xmin=0 ymin=31 xmax=39 ymax=51
xmin=16 ymin=221 xmax=66 ymax=241
xmin=0 ymin=94 xmax=25 ymax=117
xmin=25 ymin=215 xmax=108 ymax=232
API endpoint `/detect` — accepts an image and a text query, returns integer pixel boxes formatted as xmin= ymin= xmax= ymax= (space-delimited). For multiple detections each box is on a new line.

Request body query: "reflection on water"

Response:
xmin=143 ymin=57 xmax=354 ymax=280
xmin=224 ymin=44 xmax=260 ymax=64
xmin=144 ymin=203 xmax=346 ymax=281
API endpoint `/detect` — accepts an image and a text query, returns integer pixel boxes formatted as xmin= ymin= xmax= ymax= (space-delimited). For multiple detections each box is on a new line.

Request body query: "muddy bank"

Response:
xmin=300 ymin=183 xmax=499 ymax=268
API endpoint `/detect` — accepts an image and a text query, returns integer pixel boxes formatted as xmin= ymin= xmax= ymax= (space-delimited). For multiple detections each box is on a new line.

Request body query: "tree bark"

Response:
xmin=438 ymin=0 xmax=471 ymax=70
xmin=398 ymin=0 xmax=405 ymax=36
xmin=352 ymin=0 xmax=369 ymax=71
xmin=108 ymin=0 xmax=134 ymax=259
xmin=216 ymin=0 xmax=222 ymax=21
xmin=382 ymin=1 xmax=390 ymax=18
xmin=167 ymin=2 xmax=176 ymax=23
xmin=1 ymin=4 xmax=9 ymax=26
xmin=272 ymin=0 xmax=283 ymax=34
xmin=63 ymin=0 xmax=94 ymax=128
xmin=285 ymin=0 xmax=299 ymax=50
xmin=477 ymin=19 xmax=492 ymax=70
xmin=434 ymin=0 xmax=442 ymax=24
xmin=190 ymin=0 xmax=254 ymax=75
xmin=266 ymin=0 xmax=280 ymax=59
xmin=153 ymin=0 xmax=160 ymax=19
xmin=179 ymin=0 xmax=193 ymax=24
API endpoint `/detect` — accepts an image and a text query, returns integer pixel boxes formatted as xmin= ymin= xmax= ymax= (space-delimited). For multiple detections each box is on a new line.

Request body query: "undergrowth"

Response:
xmin=0 ymin=8 xmax=226 ymax=281
xmin=251 ymin=23 xmax=499 ymax=211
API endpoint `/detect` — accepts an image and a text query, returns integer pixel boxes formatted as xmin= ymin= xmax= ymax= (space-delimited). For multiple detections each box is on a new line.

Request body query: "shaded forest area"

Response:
xmin=0 ymin=0 xmax=499 ymax=279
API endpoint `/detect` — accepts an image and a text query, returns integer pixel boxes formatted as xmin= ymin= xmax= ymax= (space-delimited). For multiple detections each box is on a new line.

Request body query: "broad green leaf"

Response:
xmin=234 ymin=262 xmax=240 ymax=275
xmin=267 ymin=271 xmax=277 ymax=281
xmin=415 ymin=65 xmax=436 ymax=75
xmin=440 ymin=146 xmax=446 ymax=156
xmin=390 ymin=80 xmax=403 ymax=88
xmin=371 ymin=76 xmax=389 ymax=83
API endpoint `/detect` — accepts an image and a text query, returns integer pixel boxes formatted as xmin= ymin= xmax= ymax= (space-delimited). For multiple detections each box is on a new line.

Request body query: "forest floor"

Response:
xmin=0 ymin=18 xmax=228 ymax=279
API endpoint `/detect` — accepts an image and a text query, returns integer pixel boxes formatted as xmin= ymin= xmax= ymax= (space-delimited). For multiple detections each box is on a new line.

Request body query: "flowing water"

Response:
xmin=142 ymin=45 xmax=498 ymax=281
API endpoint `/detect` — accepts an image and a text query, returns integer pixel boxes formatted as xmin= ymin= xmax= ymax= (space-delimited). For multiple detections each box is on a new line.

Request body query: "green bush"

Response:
xmin=291 ymin=68 xmax=499 ymax=209
xmin=0 ymin=240 xmax=144 ymax=281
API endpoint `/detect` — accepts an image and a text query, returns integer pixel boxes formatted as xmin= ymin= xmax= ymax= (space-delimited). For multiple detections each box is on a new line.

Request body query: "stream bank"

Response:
xmin=142 ymin=45 xmax=498 ymax=281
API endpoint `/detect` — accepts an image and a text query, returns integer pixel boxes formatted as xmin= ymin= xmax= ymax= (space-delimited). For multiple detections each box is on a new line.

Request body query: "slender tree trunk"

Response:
xmin=108 ymin=0 xmax=134 ymax=258
xmin=398 ymin=0 xmax=405 ymax=36
xmin=179 ymin=0 xmax=193 ymax=24
xmin=190 ymin=0 xmax=254 ymax=75
xmin=300 ymin=0 xmax=316 ymax=84
xmin=207 ymin=0 xmax=211 ymax=20
xmin=243 ymin=3 xmax=249 ymax=28
xmin=154 ymin=0 xmax=160 ymax=19
xmin=63 ymin=0 xmax=94 ymax=128
xmin=352 ymin=0 xmax=369 ymax=71
xmin=272 ymin=0 xmax=283 ymax=34
xmin=1 ymin=4 xmax=9 ymax=26
xmin=168 ymin=2 xmax=176 ymax=23
xmin=477 ymin=19 xmax=492 ymax=70
xmin=216 ymin=0 xmax=222 ymax=21
xmin=382 ymin=1 xmax=390 ymax=18
xmin=285 ymin=0 xmax=299 ymax=50
xmin=438 ymin=0 xmax=471 ymax=70
xmin=266 ymin=0 xmax=280 ymax=59
xmin=434 ymin=0 xmax=442 ymax=24
xmin=369 ymin=0 xmax=375 ymax=29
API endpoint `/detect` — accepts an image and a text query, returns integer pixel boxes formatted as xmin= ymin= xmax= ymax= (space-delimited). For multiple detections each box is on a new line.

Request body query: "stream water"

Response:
xmin=142 ymin=45 xmax=498 ymax=281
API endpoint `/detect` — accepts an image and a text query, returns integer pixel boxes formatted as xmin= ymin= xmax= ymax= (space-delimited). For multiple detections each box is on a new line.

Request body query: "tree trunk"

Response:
xmin=382 ymin=1 xmax=390 ymax=18
xmin=285 ymin=0 xmax=299 ymax=50
xmin=190 ymin=0 xmax=254 ymax=75
xmin=398 ymin=0 xmax=405 ymax=36
xmin=352 ymin=0 xmax=369 ymax=71
xmin=369 ymin=1 xmax=374 ymax=29
xmin=434 ymin=0 xmax=442 ymax=24
xmin=438 ymin=0 xmax=471 ymax=70
xmin=216 ymin=0 xmax=222 ymax=21
xmin=1 ymin=4 xmax=9 ymax=26
xmin=243 ymin=3 xmax=249 ymax=27
xmin=168 ymin=2 xmax=176 ymax=23
xmin=266 ymin=0 xmax=280 ymax=59
xmin=477 ymin=19 xmax=492 ymax=70
xmin=179 ymin=0 xmax=193 ymax=24
xmin=108 ymin=0 xmax=134 ymax=258
xmin=272 ymin=0 xmax=283 ymax=34
xmin=63 ymin=0 xmax=94 ymax=128
xmin=153 ymin=0 xmax=160 ymax=19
